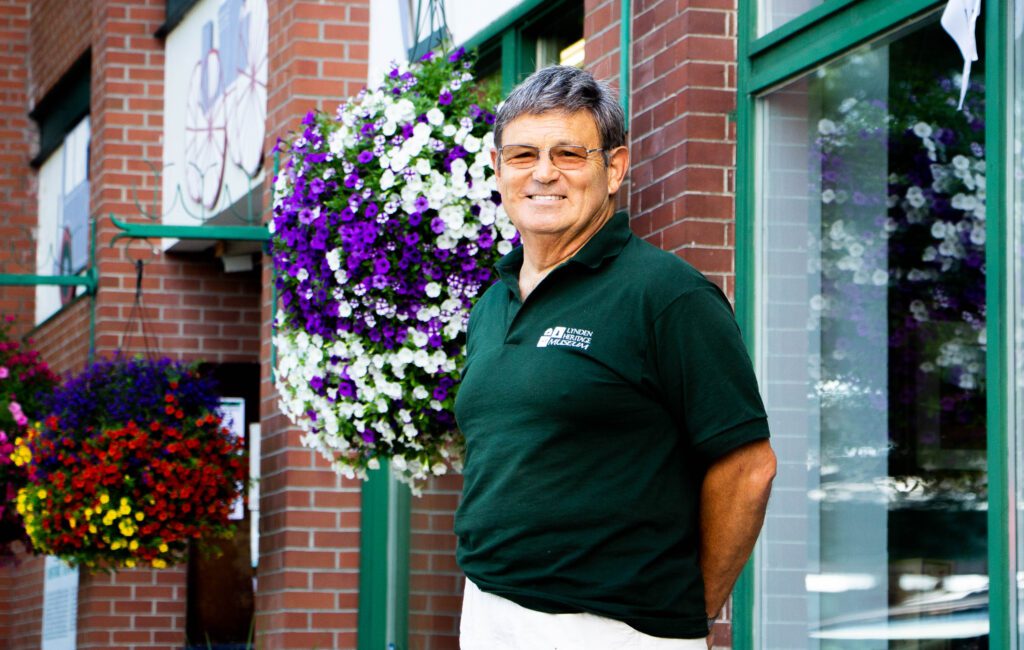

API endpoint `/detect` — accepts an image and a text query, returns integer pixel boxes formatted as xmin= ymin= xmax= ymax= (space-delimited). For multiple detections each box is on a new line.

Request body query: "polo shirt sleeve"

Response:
xmin=647 ymin=285 xmax=770 ymax=466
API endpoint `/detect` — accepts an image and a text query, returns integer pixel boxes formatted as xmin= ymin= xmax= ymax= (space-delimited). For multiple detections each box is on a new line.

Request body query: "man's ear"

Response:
xmin=606 ymin=146 xmax=629 ymax=195
xmin=490 ymin=148 xmax=501 ymax=180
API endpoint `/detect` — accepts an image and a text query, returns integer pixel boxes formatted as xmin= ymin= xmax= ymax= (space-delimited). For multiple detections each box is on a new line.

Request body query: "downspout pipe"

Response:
xmin=620 ymin=0 xmax=631 ymax=131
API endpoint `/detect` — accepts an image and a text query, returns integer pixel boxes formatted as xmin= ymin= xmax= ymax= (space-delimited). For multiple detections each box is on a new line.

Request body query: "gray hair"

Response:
xmin=493 ymin=65 xmax=626 ymax=151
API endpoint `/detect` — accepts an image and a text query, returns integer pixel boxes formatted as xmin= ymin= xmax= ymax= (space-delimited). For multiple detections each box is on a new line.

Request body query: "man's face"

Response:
xmin=491 ymin=110 xmax=628 ymax=242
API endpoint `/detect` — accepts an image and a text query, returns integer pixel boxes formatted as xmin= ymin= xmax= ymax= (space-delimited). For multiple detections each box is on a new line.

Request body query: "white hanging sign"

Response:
xmin=940 ymin=0 xmax=982 ymax=110
xmin=41 ymin=556 xmax=78 ymax=650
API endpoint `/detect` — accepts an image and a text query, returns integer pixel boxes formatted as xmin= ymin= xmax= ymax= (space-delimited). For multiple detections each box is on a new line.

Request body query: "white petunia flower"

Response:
xmin=463 ymin=135 xmax=481 ymax=153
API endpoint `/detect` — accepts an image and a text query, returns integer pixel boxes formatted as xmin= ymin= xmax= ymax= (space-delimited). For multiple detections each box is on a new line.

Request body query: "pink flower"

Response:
xmin=0 ymin=367 xmax=8 ymax=379
xmin=8 ymin=401 xmax=26 ymax=426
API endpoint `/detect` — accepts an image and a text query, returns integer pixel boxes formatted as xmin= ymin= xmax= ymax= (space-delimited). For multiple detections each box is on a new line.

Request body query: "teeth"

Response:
xmin=531 ymin=195 xmax=564 ymax=201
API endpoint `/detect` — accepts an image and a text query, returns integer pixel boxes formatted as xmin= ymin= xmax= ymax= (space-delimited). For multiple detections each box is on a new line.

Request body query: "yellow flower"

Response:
xmin=88 ymin=524 xmax=97 ymax=534
xmin=36 ymin=489 xmax=46 ymax=499
xmin=69 ymin=517 xmax=76 ymax=528
xmin=111 ymin=540 xmax=123 ymax=550
xmin=151 ymin=558 xmax=167 ymax=569
xmin=99 ymin=494 xmax=109 ymax=505
xmin=135 ymin=512 xmax=144 ymax=521
xmin=129 ymin=540 xmax=139 ymax=551
xmin=10 ymin=443 xmax=31 ymax=467
xmin=125 ymin=559 xmax=136 ymax=568
xmin=158 ymin=543 xmax=169 ymax=553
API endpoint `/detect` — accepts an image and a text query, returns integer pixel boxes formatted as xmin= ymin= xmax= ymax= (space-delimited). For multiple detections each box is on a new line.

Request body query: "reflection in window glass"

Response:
xmin=756 ymin=18 xmax=988 ymax=648
xmin=760 ymin=0 xmax=823 ymax=35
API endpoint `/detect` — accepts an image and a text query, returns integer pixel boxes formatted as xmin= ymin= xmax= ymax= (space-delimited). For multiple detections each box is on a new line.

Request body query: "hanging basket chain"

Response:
xmin=120 ymin=259 xmax=156 ymax=359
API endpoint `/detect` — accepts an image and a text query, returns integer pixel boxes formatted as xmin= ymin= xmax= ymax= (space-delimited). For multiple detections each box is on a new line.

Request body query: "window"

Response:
xmin=759 ymin=0 xmax=824 ymax=35
xmin=35 ymin=116 xmax=90 ymax=324
xmin=467 ymin=0 xmax=584 ymax=95
xmin=747 ymin=8 xmax=996 ymax=649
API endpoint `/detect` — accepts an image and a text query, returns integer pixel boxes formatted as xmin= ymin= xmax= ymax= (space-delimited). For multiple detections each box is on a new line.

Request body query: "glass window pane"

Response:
xmin=756 ymin=17 xmax=989 ymax=648
xmin=760 ymin=0 xmax=824 ymax=35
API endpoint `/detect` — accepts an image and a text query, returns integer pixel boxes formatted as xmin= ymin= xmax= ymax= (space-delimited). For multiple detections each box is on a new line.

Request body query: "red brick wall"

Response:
xmin=27 ymin=0 xmax=91 ymax=106
xmin=628 ymin=0 xmax=738 ymax=298
xmin=0 ymin=555 xmax=44 ymax=650
xmin=0 ymin=0 xmax=35 ymax=336
xmin=257 ymin=1 xmax=369 ymax=648
xmin=31 ymin=296 xmax=91 ymax=374
xmin=0 ymin=0 xmax=264 ymax=648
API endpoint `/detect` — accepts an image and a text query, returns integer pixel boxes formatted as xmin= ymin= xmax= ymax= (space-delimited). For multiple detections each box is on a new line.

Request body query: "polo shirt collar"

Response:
xmin=494 ymin=210 xmax=632 ymax=294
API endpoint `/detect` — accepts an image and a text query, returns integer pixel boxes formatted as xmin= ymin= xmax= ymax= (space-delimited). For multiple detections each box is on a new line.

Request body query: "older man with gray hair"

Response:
xmin=453 ymin=65 xmax=776 ymax=649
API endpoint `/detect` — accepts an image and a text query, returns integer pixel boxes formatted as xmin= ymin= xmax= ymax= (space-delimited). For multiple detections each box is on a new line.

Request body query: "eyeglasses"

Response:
xmin=498 ymin=144 xmax=605 ymax=170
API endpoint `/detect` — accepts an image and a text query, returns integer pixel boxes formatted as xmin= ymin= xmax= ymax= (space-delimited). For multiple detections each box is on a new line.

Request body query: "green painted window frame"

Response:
xmin=462 ymin=0 xmax=584 ymax=96
xmin=734 ymin=0 xmax=1013 ymax=648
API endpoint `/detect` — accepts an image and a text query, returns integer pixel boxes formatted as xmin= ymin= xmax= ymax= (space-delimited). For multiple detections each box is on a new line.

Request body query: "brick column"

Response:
xmin=629 ymin=0 xmax=738 ymax=296
xmin=0 ymin=0 xmax=35 ymax=334
xmin=258 ymin=2 xmax=369 ymax=648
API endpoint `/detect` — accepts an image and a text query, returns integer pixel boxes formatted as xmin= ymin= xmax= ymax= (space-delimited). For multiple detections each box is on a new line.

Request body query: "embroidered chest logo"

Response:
xmin=537 ymin=326 xmax=593 ymax=351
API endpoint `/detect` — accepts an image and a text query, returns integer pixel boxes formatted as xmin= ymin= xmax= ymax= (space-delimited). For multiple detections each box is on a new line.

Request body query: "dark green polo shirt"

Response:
xmin=453 ymin=211 xmax=770 ymax=639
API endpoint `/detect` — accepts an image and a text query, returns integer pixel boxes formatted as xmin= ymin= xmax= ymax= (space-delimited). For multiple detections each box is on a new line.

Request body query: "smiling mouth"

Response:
xmin=527 ymin=194 xmax=566 ymax=201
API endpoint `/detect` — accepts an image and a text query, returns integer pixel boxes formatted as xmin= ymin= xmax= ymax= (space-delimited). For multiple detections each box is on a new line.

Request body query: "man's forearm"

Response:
xmin=699 ymin=439 xmax=776 ymax=617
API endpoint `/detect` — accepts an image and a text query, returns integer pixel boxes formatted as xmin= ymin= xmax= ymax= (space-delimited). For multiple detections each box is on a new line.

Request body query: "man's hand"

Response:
xmin=700 ymin=438 xmax=777 ymax=620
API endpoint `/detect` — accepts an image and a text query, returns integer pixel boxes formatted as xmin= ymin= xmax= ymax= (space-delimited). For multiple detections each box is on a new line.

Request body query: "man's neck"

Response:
xmin=516 ymin=205 xmax=614 ymax=300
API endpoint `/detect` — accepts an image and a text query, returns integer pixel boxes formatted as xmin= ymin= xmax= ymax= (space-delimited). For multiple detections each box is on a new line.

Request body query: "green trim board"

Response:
xmin=731 ymin=0 xmax=758 ymax=647
xmin=109 ymin=216 xmax=269 ymax=244
xmin=749 ymin=0 xmax=858 ymax=56
xmin=984 ymin=1 xmax=1013 ymax=647
xmin=746 ymin=0 xmax=942 ymax=95
xmin=358 ymin=465 xmax=390 ymax=650
xmin=357 ymin=462 xmax=411 ymax=650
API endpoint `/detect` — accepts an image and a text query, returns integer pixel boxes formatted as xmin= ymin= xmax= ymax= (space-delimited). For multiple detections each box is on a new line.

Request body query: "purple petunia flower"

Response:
xmin=430 ymin=217 xmax=445 ymax=234
xmin=414 ymin=196 xmax=430 ymax=212
xmin=365 ymin=202 xmax=379 ymax=219
xmin=357 ymin=150 xmax=374 ymax=164
xmin=438 ymin=90 xmax=453 ymax=106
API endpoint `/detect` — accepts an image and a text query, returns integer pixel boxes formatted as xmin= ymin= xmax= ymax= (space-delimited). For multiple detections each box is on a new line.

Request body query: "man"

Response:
xmin=453 ymin=65 xmax=776 ymax=649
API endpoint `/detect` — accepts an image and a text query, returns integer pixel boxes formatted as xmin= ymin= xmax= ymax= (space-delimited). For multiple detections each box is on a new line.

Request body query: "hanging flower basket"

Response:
xmin=13 ymin=356 xmax=245 ymax=570
xmin=0 ymin=316 xmax=58 ymax=562
xmin=269 ymin=47 xmax=511 ymax=490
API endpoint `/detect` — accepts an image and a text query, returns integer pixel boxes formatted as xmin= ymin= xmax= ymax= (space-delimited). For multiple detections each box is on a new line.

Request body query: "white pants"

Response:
xmin=460 ymin=579 xmax=708 ymax=650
